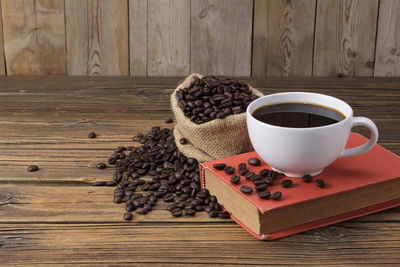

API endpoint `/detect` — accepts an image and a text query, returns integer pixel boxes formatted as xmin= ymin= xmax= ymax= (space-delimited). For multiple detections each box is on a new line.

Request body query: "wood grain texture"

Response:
xmin=0 ymin=3 xmax=5 ymax=75
xmin=313 ymin=0 xmax=379 ymax=77
xmin=0 ymin=76 xmax=399 ymax=265
xmin=129 ymin=0 xmax=147 ymax=76
xmin=191 ymin=0 xmax=253 ymax=76
xmin=65 ymin=0 xmax=89 ymax=75
xmin=374 ymin=0 xmax=400 ymax=77
xmin=253 ymin=0 xmax=316 ymax=77
xmin=147 ymin=0 xmax=190 ymax=76
xmin=1 ymin=0 xmax=66 ymax=75
xmin=88 ymin=0 xmax=129 ymax=75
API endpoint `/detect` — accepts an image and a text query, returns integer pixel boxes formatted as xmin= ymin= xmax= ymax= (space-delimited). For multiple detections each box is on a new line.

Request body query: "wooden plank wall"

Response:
xmin=0 ymin=0 xmax=398 ymax=77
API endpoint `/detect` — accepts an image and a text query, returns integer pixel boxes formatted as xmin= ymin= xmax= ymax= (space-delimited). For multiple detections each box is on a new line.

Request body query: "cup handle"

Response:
xmin=339 ymin=117 xmax=378 ymax=158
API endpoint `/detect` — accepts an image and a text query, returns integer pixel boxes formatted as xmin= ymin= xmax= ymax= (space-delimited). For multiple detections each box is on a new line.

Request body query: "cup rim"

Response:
xmin=247 ymin=92 xmax=353 ymax=130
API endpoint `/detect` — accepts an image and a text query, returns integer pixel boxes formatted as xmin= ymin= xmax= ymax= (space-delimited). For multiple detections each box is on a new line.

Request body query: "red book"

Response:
xmin=199 ymin=133 xmax=400 ymax=240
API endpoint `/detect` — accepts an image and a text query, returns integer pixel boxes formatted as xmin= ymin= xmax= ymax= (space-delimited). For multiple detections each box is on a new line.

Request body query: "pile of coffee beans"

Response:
xmin=175 ymin=76 xmax=259 ymax=124
xmin=94 ymin=126 xmax=230 ymax=221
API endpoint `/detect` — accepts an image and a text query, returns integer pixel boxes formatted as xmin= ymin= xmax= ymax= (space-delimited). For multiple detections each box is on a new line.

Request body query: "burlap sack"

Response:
xmin=171 ymin=74 xmax=264 ymax=162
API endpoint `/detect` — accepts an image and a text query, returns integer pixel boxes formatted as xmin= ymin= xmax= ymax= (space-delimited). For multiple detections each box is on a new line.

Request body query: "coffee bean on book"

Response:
xmin=240 ymin=186 xmax=253 ymax=194
xmin=96 ymin=163 xmax=106 ymax=169
xmin=28 ymin=165 xmax=39 ymax=172
xmin=245 ymin=172 xmax=255 ymax=180
xmin=185 ymin=209 xmax=196 ymax=216
xmin=88 ymin=132 xmax=96 ymax=138
xmin=172 ymin=209 xmax=183 ymax=217
xmin=258 ymin=191 xmax=271 ymax=199
xmin=255 ymin=183 xmax=268 ymax=192
xmin=271 ymin=191 xmax=282 ymax=200
xmin=248 ymin=158 xmax=261 ymax=166
xmin=165 ymin=118 xmax=173 ymax=123
xmin=224 ymin=166 xmax=235 ymax=174
xmin=209 ymin=210 xmax=219 ymax=217
xmin=136 ymin=207 xmax=147 ymax=214
xmin=238 ymin=163 xmax=246 ymax=170
xmin=219 ymin=211 xmax=230 ymax=219
xmin=259 ymin=169 xmax=269 ymax=177
xmin=230 ymin=175 xmax=240 ymax=185
xmin=302 ymin=175 xmax=313 ymax=183
xmin=281 ymin=179 xmax=293 ymax=188
xmin=239 ymin=168 xmax=249 ymax=176
xmin=316 ymin=179 xmax=326 ymax=188
xmin=213 ymin=163 xmax=226 ymax=170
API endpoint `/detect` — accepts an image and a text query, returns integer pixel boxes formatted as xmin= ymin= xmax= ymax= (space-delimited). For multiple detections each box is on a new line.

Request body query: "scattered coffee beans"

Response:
xmin=240 ymin=185 xmax=253 ymax=194
xmin=302 ymin=174 xmax=313 ymax=183
xmin=179 ymin=138 xmax=188 ymax=145
xmin=230 ymin=175 xmax=240 ymax=185
xmin=258 ymin=191 xmax=271 ymax=199
xmin=224 ymin=166 xmax=235 ymax=174
xmin=172 ymin=208 xmax=183 ymax=217
xmin=245 ymin=172 xmax=255 ymax=180
xmin=165 ymin=118 xmax=173 ymax=123
xmin=124 ymin=212 xmax=133 ymax=221
xmin=88 ymin=132 xmax=97 ymax=138
xmin=316 ymin=179 xmax=326 ymax=188
xmin=259 ymin=169 xmax=269 ymax=177
xmin=175 ymin=76 xmax=259 ymax=124
xmin=281 ymin=179 xmax=293 ymax=188
xmin=271 ymin=191 xmax=282 ymax=200
xmin=96 ymin=163 xmax=106 ymax=169
xmin=248 ymin=158 xmax=261 ymax=166
xmin=28 ymin=165 xmax=39 ymax=172
xmin=213 ymin=163 xmax=226 ymax=170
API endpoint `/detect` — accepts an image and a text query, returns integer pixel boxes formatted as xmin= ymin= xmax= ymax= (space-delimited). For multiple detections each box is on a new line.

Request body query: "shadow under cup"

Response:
xmin=246 ymin=92 xmax=355 ymax=178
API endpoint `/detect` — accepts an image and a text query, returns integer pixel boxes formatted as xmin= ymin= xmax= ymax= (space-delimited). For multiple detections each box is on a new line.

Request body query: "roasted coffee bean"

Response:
xmin=123 ymin=212 xmax=133 ymax=221
xmin=135 ymin=207 xmax=147 ymax=214
xmin=218 ymin=211 xmax=230 ymax=219
xmin=316 ymin=179 xmax=326 ymax=188
xmin=204 ymin=206 xmax=212 ymax=213
xmin=92 ymin=181 xmax=106 ymax=186
xmin=238 ymin=163 xmax=246 ymax=170
xmin=230 ymin=175 xmax=240 ymax=185
xmin=88 ymin=132 xmax=96 ymax=138
xmin=143 ymin=203 xmax=152 ymax=212
xmin=224 ymin=166 xmax=235 ymax=174
xmin=250 ymin=175 xmax=262 ymax=181
xmin=264 ymin=177 xmax=274 ymax=185
xmin=240 ymin=186 xmax=253 ymax=194
xmin=281 ymin=179 xmax=293 ymax=188
xmin=180 ymin=138 xmax=188 ymax=145
xmin=239 ymin=168 xmax=249 ymax=176
xmin=259 ymin=169 xmax=269 ymax=177
xmin=248 ymin=158 xmax=261 ymax=166
xmin=209 ymin=210 xmax=219 ymax=217
xmin=185 ymin=209 xmax=196 ymax=216
xmin=271 ymin=191 xmax=282 ymax=200
xmin=302 ymin=174 xmax=313 ymax=183
xmin=245 ymin=172 xmax=255 ymax=180
xmin=108 ymin=156 xmax=118 ymax=165
xmin=165 ymin=118 xmax=173 ymax=123
xmin=28 ymin=165 xmax=39 ymax=172
xmin=171 ymin=208 xmax=183 ymax=217
xmin=194 ymin=205 xmax=204 ymax=212
xmin=258 ymin=191 xmax=271 ymax=199
xmin=105 ymin=181 xmax=117 ymax=186
xmin=163 ymin=194 xmax=175 ymax=202
xmin=255 ymin=183 xmax=268 ymax=192
xmin=167 ymin=204 xmax=177 ymax=211
xmin=126 ymin=203 xmax=135 ymax=212
xmin=213 ymin=163 xmax=226 ymax=170
xmin=96 ymin=163 xmax=106 ymax=169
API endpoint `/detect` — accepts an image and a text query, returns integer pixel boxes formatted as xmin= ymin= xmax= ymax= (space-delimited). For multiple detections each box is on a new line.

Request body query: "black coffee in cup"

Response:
xmin=252 ymin=102 xmax=345 ymax=128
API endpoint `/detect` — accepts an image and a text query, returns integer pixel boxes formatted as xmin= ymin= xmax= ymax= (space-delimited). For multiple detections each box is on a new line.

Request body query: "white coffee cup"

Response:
xmin=246 ymin=92 xmax=378 ymax=178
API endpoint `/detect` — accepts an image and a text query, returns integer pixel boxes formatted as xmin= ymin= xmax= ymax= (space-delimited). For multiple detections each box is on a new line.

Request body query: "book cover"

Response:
xmin=199 ymin=133 xmax=400 ymax=240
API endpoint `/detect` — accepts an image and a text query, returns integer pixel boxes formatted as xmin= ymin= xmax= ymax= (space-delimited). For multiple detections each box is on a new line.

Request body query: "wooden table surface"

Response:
xmin=0 ymin=76 xmax=399 ymax=266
